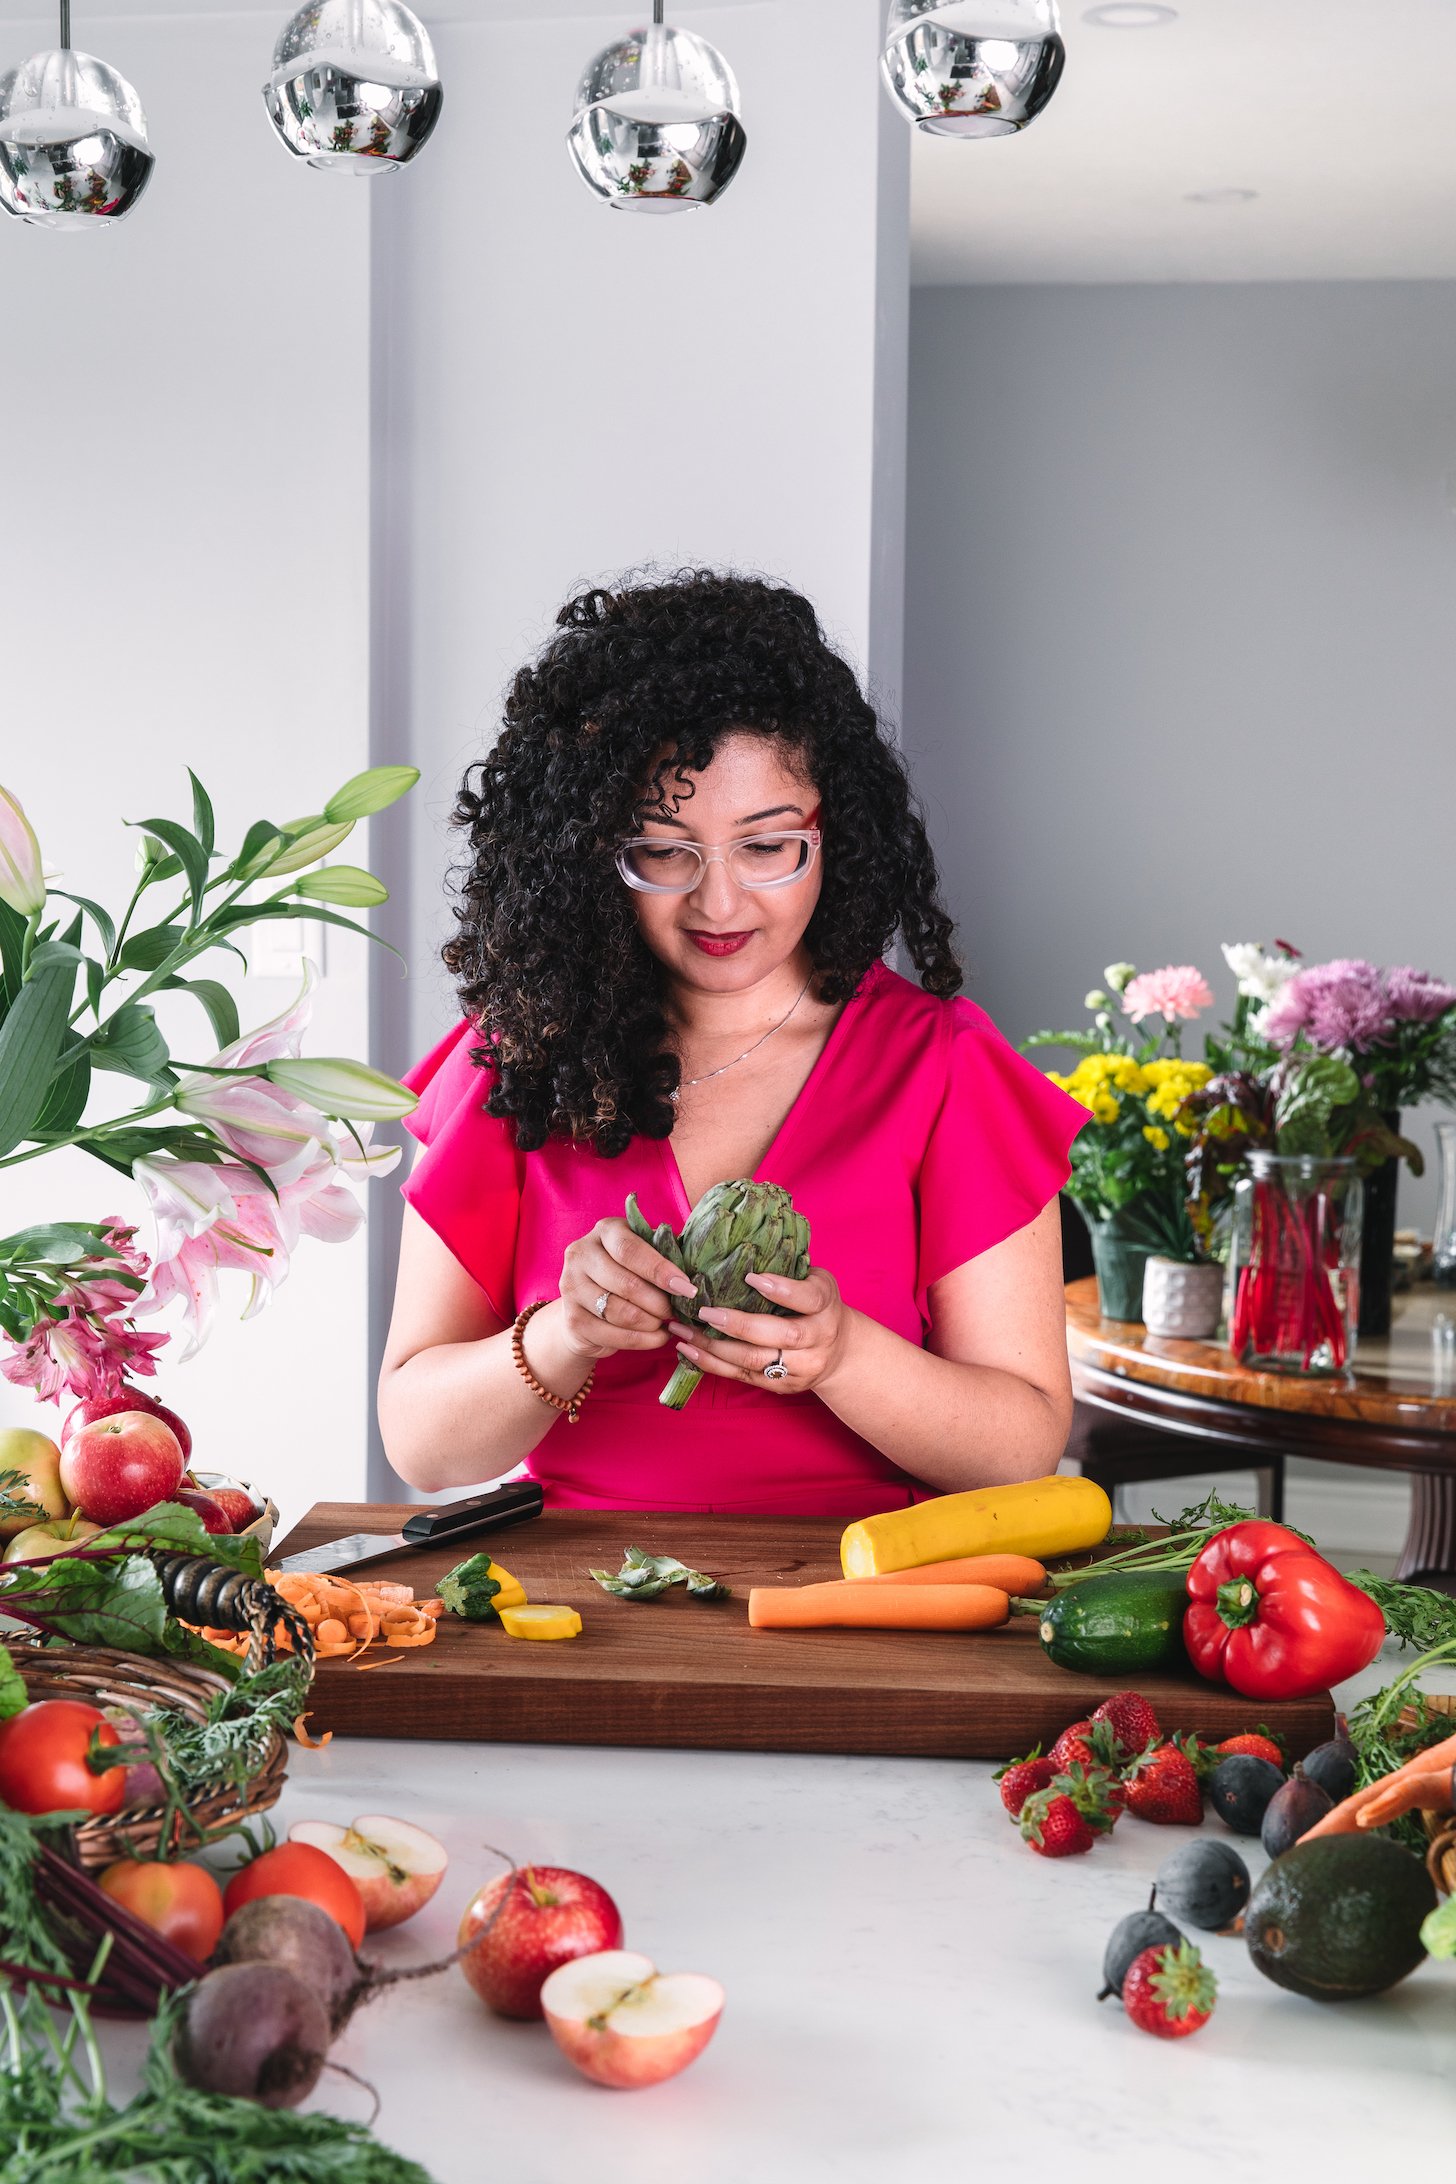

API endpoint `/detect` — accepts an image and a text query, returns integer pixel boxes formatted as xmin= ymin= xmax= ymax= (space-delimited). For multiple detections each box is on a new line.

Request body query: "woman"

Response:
xmin=379 ymin=572 xmax=1086 ymax=1516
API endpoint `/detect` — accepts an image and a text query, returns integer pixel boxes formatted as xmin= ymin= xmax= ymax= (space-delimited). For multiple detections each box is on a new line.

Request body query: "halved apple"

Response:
xmin=287 ymin=1812 xmax=448 ymax=1932
xmin=540 ymin=1948 xmax=724 ymax=2089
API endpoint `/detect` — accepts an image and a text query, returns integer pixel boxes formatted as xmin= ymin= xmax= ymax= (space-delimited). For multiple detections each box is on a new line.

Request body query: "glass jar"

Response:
xmin=1434 ymin=1121 xmax=1456 ymax=1290
xmin=1227 ymin=1153 xmax=1362 ymax=1375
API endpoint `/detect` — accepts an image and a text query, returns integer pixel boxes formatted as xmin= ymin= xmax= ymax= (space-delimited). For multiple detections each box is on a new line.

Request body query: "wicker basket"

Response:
xmin=10 ymin=1641 xmax=288 ymax=1871
xmin=1396 ymin=1692 xmax=1456 ymax=1897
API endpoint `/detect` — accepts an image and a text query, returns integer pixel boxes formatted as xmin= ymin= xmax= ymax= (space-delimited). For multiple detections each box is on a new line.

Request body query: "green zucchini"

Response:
xmin=1038 ymin=1569 xmax=1190 ymax=1675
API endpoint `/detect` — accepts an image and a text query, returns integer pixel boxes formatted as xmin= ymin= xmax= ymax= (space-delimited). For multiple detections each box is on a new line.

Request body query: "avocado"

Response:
xmin=1245 ymin=1834 xmax=1437 ymax=2000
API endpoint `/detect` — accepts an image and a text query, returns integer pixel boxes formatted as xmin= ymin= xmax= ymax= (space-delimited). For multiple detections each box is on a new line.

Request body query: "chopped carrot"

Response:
xmin=293 ymin=1713 xmax=332 ymax=1749
xmin=854 ymin=1553 xmax=1045 ymax=1593
xmin=354 ymin=1655 xmax=406 ymax=1671
xmin=747 ymin=1581 xmax=1009 ymax=1632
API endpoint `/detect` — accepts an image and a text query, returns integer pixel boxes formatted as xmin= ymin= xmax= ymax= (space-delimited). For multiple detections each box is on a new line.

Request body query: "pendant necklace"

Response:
xmin=670 ymin=974 xmax=814 ymax=1102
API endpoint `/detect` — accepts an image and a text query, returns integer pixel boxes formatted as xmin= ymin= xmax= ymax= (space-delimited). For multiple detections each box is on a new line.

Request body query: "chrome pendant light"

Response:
xmin=881 ymin=0 xmax=1065 ymax=137
xmin=0 ymin=0 xmax=154 ymax=226
xmin=263 ymin=0 xmax=442 ymax=174
xmin=568 ymin=2 xmax=745 ymax=213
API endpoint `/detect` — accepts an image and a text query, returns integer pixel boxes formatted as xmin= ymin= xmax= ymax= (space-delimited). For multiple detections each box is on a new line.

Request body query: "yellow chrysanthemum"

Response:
xmin=1143 ymin=1125 xmax=1171 ymax=1152
xmin=1091 ymin=1091 xmax=1120 ymax=1123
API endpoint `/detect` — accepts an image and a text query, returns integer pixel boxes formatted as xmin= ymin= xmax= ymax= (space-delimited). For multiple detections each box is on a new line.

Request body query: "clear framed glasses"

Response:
xmin=615 ymin=825 xmax=822 ymax=896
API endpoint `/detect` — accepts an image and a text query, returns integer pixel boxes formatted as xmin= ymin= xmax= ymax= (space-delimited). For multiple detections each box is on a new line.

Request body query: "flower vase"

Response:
xmin=1142 ymin=1256 xmax=1223 ymax=1340
xmin=1089 ymin=1215 xmax=1155 ymax=1323
xmin=1228 ymin=1153 xmax=1362 ymax=1376
xmin=1435 ymin=1121 xmax=1456 ymax=1290
xmin=1356 ymin=1110 xmax=1401 ymax=1339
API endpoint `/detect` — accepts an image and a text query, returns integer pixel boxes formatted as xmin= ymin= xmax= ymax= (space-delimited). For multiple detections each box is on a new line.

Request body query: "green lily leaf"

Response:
xmin=89 ymin=999 xmax=170 ymax=1084
xmin=0 ymin=942 xmax=80 ymax=1159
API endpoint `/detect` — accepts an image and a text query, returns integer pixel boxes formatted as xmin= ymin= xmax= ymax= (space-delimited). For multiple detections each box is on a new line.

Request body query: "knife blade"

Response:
xmin=275 ymin=1477 xmax=544 ymax=1576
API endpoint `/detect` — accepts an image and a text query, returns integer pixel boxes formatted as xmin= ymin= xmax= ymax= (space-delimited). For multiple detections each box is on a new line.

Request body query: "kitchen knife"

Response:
xmin=275 ymin=1478 xmax=544 ymax=1576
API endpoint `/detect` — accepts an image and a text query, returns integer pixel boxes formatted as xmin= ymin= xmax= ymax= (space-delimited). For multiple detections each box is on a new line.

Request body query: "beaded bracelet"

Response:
xmin=512 ymin=1300 xmax=595 ymax=1425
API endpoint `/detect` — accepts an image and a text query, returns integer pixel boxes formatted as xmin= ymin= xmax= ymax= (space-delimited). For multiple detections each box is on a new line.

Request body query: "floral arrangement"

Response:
xmin=0 ymin=765 xmax=418 ymax=1409
xmin=1259 ymin=957 xmax=1456 ymax=1113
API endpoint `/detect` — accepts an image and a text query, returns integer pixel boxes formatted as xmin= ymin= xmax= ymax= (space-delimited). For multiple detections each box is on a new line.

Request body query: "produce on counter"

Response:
xmin=1049 ymin=1718 xmax=1121 ymax=1771
xmin=0 ymin=1696 xmax=124 ymax=1816
xmin=0 ymin=1426 xmax=69 ymax=1533
xmin=288 ymin=1813 xmax=449 ymax=1932
xmin=1019 ymin=1765 xmax=1121 ymax=1856
xmin=856 ymin=1552 xmax=1046 ymax=1592
xmin=223 ymin=1839 xmax=367 ymax=1949
xmin=1090 ymin=1690 xmax=1162 ymax=1759
xmin=1034 ymin=1569 xmax=1190 ymax=1676
xmin=438 ymin=1551 xmax=528 ymax=1619
xmin=1120 ymin=1939 xmax=1217 ymax=2040
xmin=1099 ymin=1893 xmax=1185 ymax=1999
xmin=1299 ymin=1735 xmax=1358 ymax=1803
xmin=1303 ymin=1734 xmax=1456 ymax=1839
xmin=174 ymin=1960 xmax=333 ymax=2109
xmin=459 ymin=1863 xmax=625 ymax=2019
xmin=241 ymin=1567 xmax=442 ymax=1660
xmin=540 ymin=1948 xmax=725 ymax=2089
xmin=747 ymin=1580 xmax=1009 ymax=1632
xmin=1208 ymin=1754 xmax=1285 ymax=1836
xmin=175 ymin=1486 xmax=231 ymax=1535
xmin=62 ymin=1387 xmax=193 ymax=1463
xmin=1212 ymin=1729 xmax=1287 ymax=1768
xmin=590 ymin=1545 xmax=730 ymax=1601
xmin=1260 ymin=1766 xmax=1335 ymax=1858
xmin=1120 ymin=1742 xmax=1203 ymax=1826
xmin=995 ymin=1749 xmax=1058 ymax=1816
xmin=626 ymin=1179 xmax=811 ymax=1411
xmin=1041 ymin=1489 xmax=1276 ymax=1595
xmin=1183 ymin=1521 xmax=1385 ymax=1700
xmin=498 ymin=1604 xmax=583 ymax=1640
xmin=98 ymin=1856 xmax=226 ymax=1957
xmin=58 ymin=1409 xmax=187 ymax=1527
xmin=840 ymin=1474 xmax=1111 ymax=1580
xmin=1154 ymin=1841 xmax=1251 ymax=1931
xmin=1244 ymin=1834 xmax=1436 ymax=1999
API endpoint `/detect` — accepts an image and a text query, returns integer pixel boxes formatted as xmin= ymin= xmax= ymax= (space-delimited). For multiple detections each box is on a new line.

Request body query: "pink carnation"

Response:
xmin=1384 ymin=967 xmax=1456 ymax=1025
xmin=1121 ymin=965 xmax=1214 ymax=1025
xmin=1264 ymin=959 xmax=1391 ymax=1052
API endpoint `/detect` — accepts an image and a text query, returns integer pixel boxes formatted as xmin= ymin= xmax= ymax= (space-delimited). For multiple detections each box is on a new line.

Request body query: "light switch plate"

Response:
xmin=248 ymin=918 xmax=327 ymax=981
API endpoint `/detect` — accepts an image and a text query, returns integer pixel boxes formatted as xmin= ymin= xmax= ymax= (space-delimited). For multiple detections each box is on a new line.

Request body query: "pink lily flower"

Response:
xmin=0 ymin=783 xmax=45 ymax=918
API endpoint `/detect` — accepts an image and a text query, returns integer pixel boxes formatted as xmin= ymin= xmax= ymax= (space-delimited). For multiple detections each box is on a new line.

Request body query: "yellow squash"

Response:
xmin=840 ymin=1475 xmax=1111 ymax=1580
xmin=498 ymin=1604 xmax=582 ymax=1641
xmin=483 ymin=1560 xmax=528 ymax=1613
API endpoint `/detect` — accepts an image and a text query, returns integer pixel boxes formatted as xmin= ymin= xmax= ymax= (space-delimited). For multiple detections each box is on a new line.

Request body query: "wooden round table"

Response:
xmin=1064 ymin=1277 xmax=1456 ymax=1587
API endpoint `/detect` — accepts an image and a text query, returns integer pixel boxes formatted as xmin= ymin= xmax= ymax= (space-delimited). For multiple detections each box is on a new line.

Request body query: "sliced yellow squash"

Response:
xmin=498 ymin=1604 xmax=582 ymax=1641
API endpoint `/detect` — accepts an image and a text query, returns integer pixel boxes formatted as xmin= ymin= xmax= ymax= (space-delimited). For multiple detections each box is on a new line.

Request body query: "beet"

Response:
xmin=1300 ymin=1737 xmax=1358 ymax=1804
xmin=213 ymin=1896 xmax=360 ymax=2036
xmin=1209 ymin=1754 xmax=1285 ymax=1836
xmin=1155 ymin=1839 xmax=1251 ymax=1931
xmin=1261 ymin=1764 xmax=1334 ymax=1859
xmin=174 ymin=1963 xmax=330 ymax=2109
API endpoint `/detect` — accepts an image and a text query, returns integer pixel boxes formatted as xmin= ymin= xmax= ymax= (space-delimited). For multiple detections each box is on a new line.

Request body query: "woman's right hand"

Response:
xmin=557 ymin=1217 xmax=699 ymax=1361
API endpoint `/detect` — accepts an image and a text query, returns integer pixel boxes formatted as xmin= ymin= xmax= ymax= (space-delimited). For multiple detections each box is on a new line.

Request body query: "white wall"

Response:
xmin=905 ymin=280 xmax=1456 ymax=1234
xmin=0 ymin=15 xmax=374 ymax=1537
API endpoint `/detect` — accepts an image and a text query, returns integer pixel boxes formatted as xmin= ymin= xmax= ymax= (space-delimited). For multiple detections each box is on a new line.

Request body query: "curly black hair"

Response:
xmin=444 ymin=569 xmax=961 ymax=1154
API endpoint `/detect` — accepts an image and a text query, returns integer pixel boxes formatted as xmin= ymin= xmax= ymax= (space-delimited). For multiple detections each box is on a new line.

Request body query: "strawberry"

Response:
xmin=1121 ymin=1939 xmax=1217 ymax=2039
xmin=1050 ymin=1718 xmax=1122 ymax=1773
xmin=1091 ymin=1691 xmax=1162 ymax=1760
xmin=1217 ymin=1730 xmax=1286 ymax=1770
xmin=1121 ymin=1742 xmax=1204 ymax=1825
xmin=1019 ymin=1764 xmax=1120 ymax=1856
xmin=995 ymin=1747 xmax=1059 ymax=1818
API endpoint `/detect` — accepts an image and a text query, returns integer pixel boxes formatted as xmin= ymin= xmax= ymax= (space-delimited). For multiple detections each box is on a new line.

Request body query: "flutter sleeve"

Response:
xmin=399 ymin=1019 xmax=521 ymax=1322
xmin=916 ymin=997 xmax=1088 ymax=1307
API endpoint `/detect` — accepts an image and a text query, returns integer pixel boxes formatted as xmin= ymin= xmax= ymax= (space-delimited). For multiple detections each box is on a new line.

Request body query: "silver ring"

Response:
xmin=592 ymin=1291 xmax=610 ymax=1319
xmin=762 ymin=1351 xmax=789 ymax=1381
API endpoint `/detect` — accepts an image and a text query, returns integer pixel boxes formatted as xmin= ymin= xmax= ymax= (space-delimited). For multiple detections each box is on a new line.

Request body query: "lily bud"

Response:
xmin=290 ymin=865 xmax=389 ymax=907
xmin=266 ymin=816 xmax=356 ymax=876
xmin=265 ymin=1055 xmax=418 ymax=1122
xmin=323 ymin=765 xmax=420 ymax=825
xmin=0 ymin=784 xmax=46 ymax=916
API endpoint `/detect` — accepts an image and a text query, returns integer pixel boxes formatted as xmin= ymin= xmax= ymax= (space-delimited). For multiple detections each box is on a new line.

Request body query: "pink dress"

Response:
xmin=400 ymin=962 xmax=1087 ymax=1517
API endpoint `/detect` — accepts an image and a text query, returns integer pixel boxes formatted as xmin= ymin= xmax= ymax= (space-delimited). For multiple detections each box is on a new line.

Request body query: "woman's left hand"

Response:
xmin=667 ymin=1266 xmax=852 ymax=1395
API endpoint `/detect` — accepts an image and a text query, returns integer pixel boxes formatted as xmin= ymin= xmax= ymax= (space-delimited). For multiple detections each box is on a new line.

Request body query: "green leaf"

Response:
xmin=80 ymin=1123 xmax=235 ymax=1170
xmin=266 ymin=815 xmax=355 ymax=876
xmin=0 ymin=1552 xmax=169 ymax=1650
xmin=0 ymin=1223 xmax=114 ymax=1266
xmin=1421 ymin=1894 xmax=1456 ymax=1959
xmin=159 ymin=974 xmax=240 ymax=1052
xmin=130 ymin=816 xmax=209 ymax=927
xmin=33 ymin=1048 xmax=90 ymax=1135
xmin=216 ymin=899 xmax=406 ymax=962
xmin=0 ymin=942 xmax=80 ymax=1159
xmin=0 ymin=897 xmax=25 ymax=1008
xmin=589 ymin=1544 xmax=729 ymax=1602
xmin=188 ymin=767 xmax=216 ymax=859
xmin=1275 ymin=1054 xmax=1361 ymax=1157
xmin=0 ymin=1643 xmax=25 ymax=1722
xmin=118 ymin=923 xmax=186 ymax=972
xmin=86 ymin=1500 xmax=266 ymax=1581
xmin=290 ymin=865 xmax=389 ymax=907
xmin=88 ymin=999 xmax=170 ymax=1084
xmin=229 ymin=819 xmax=287 ymax=882
xmin=48 ymin=888 xmax=117 ymax=959
xmin=324 ymin=764 xmax=420 ymax=824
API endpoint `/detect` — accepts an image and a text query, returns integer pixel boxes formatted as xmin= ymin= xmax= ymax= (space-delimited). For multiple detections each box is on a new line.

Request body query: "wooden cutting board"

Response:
xmin=271 ymin=1504 xmax=1336 ymax=1760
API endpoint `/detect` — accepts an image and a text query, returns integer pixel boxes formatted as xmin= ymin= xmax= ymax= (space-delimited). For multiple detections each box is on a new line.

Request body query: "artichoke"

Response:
xmin=626 ymin=1180 xmax=811 ymax=1410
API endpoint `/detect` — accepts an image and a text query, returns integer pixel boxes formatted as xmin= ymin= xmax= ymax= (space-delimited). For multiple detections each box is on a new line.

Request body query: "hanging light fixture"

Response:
xmin=568 ymin=3 xmax=745 ymax=213
xmin=881 ymin=1 xmax=1065 ymax=137
xmin=0 ymin=0 xmax=153 ymax=226
xmin=263 ymin=0 xmax=443 ymax=174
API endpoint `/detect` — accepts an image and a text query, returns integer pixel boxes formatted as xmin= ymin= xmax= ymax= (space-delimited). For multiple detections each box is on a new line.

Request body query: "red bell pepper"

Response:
xmin=1184 ymin=1521 xmax=1385 ymax=1701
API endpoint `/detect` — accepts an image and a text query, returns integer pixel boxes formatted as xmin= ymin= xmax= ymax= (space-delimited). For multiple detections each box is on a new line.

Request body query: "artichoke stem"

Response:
xmin=660 ymin=1359 xmax=703 ymax=1410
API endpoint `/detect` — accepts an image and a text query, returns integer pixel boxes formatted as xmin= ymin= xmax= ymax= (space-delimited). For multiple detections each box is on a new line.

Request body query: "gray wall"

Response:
xmin=904 ymin=281 xmax=1456 ymax=1229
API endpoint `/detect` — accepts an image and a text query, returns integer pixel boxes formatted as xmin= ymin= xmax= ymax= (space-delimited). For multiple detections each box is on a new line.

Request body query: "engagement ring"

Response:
xmin=593 ymin=1291 xmax=610 ymax=1319
xmin=763 ymin=1352 xmax=789 ymax=1381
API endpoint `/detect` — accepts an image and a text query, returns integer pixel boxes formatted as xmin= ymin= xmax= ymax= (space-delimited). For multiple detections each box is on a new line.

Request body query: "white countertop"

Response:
xmin=106 ymin=1649 xmax=1456 ymax=2181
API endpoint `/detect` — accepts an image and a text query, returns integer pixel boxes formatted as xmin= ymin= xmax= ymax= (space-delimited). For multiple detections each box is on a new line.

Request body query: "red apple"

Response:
xmin=59 ymin=1412 xmax=185 ymax=1527
xmin=0 ymin=1427 xmax=69 ymax=1538
xmin=205 ymin=1487 xmax=259 ymax=1533
xmin=541 ymin=1950 xmax=723 ymax=2089
xmin=60 ymin=1388 xmax=192 ymax=1462
xmin=174 ymin=1486 xmax=229 ymax=1535
xmin=457 ymin=1865 xmax=624 ymax=2019
xmin=289 ymin=1814 xmax=448 ymax=1931
xmin=3 ymin=1516 xmax=102 ymax=1565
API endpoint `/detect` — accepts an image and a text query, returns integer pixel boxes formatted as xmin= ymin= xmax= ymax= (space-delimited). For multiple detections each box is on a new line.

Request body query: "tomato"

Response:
xmin=222 ymin=1840 xmax=366 ymax=1948
xmin=98 ymin=1858 xmax=226 ymax=1959
xmin=0 ymin=1699 xmax=123 ymax=1817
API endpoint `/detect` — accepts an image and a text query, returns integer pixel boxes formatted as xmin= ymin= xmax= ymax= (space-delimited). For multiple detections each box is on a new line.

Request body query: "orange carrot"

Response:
xmin=747 ymin=1581 xmax=1009 ymax=1632
xmin=1303 ymin=1731 xmax=1456 ymax=1838
xmin=855 ymin=1553 xmax=1045 ymax=1593
xmin=1357 ymin=1764 xmax=1455 ymax=1828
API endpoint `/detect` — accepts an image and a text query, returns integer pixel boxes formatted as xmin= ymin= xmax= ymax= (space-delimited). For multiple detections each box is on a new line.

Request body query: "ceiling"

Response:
xmin=911 ymin=0 xmax=1456 ymax=284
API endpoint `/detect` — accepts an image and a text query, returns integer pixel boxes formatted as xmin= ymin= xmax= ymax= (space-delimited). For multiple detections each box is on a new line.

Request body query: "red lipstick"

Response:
xmin=688 ymin=931 xmax=754 ymax=956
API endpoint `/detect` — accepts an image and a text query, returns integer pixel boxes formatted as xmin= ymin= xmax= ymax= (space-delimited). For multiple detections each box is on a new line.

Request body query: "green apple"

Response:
xmin=0 ymin=1428 xmax=69 ymax=1539
xmin=3 ymin=1515 xmax=102 ymax=1565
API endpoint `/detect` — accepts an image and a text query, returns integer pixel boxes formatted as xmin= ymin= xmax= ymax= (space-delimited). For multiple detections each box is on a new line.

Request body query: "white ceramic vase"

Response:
xmin=1142 ymin=1255 xmax=1223 ymax=1340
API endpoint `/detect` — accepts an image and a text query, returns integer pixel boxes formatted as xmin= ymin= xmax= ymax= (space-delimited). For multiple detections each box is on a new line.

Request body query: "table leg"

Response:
xmin=1395 ymin=1473 xmax=1456 ymax=1594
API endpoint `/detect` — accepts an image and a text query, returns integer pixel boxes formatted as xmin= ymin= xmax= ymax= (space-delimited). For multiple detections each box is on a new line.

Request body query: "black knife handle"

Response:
xmin=401 ymin=1478 xmax=544 ymax=1545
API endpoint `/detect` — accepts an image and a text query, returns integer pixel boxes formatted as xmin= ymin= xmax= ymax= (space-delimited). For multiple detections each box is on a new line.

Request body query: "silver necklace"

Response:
xmin=671 ymin=975 xmax=814 ymax=1101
